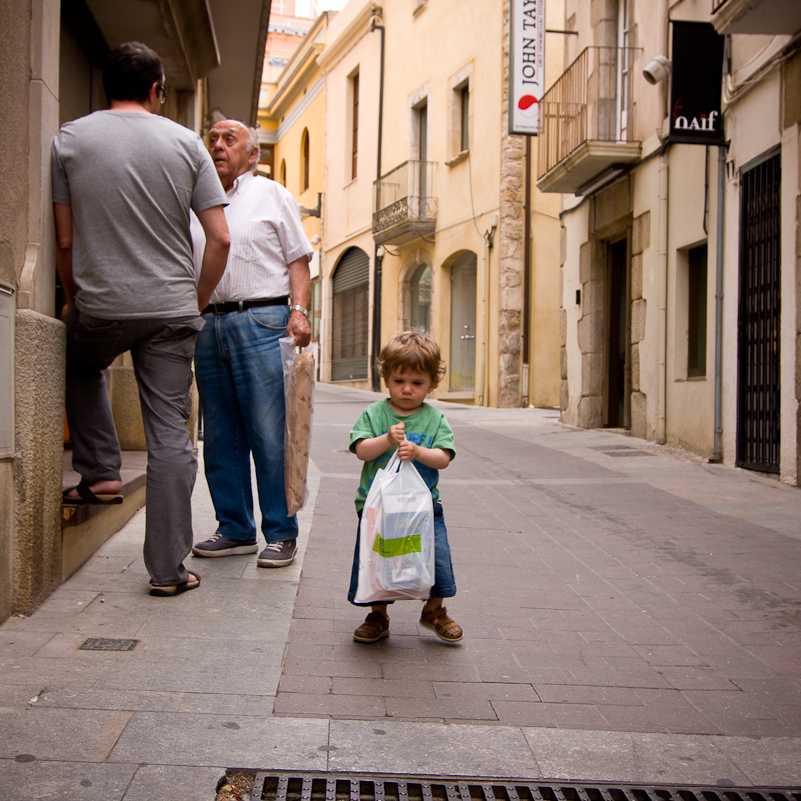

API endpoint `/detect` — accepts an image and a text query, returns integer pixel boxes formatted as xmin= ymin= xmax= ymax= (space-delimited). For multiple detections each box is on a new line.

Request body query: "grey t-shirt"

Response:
xmin=51 ymin=110 xmax=227 ymax=319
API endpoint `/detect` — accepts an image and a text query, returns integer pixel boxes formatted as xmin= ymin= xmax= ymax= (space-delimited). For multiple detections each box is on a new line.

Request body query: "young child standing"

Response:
xmin=348 ymin=331 xmax=463 ymax=644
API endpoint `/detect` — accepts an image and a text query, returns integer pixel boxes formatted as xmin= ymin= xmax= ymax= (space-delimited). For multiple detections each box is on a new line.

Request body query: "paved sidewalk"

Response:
xmin=1 ymin=383 xmax=800 ymax=799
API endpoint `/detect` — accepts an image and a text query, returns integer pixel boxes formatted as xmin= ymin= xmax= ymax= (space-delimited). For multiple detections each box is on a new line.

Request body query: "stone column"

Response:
xmin=499 ymin=1 xmax=525 ymax=408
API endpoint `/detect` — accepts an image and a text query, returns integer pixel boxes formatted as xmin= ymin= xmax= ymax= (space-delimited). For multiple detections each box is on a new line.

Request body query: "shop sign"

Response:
xmin=669 ymin=21 xmax=725 ymax=145
xmin=509 ymin=0 xmax=545 ymax=135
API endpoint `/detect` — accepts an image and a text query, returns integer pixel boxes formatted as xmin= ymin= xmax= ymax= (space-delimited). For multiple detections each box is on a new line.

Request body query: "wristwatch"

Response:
xmin=290 ymin=304 xmax=310 ymax=321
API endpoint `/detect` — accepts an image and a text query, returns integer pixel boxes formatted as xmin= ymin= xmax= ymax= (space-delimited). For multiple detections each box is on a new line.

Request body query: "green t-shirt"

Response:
xmin=349 ymin=399 xmax=456 ymax=511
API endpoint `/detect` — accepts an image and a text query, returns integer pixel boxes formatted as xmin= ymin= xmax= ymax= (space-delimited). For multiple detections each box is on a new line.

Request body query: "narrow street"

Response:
xmin=1 ymin=383 xmax=800 ymax=798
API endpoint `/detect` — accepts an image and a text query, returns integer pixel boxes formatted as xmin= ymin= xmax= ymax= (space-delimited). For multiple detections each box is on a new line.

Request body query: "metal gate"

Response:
xmin=736 ymin=150 xmax=781 ymax=473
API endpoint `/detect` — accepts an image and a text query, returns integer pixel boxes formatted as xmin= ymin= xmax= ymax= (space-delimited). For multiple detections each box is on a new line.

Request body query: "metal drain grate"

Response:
xmin=79 ymin=637 xmax=139 ymax=651
xmin=249 ymin=773 xmax=801 ymax=801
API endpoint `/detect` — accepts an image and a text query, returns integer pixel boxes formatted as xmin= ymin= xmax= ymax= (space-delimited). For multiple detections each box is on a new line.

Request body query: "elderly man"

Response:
xmin=190 ymin=120 xmax=312 ymax=568
xmin=52 ymin=42 xmax=230 ymax=596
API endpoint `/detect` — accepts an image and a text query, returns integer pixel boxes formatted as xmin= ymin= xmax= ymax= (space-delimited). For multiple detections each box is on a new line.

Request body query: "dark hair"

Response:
xmin=378 ymin=331 xmax=446 ymax=385
xmin=103 ymin=42 xmax=164 ymax=103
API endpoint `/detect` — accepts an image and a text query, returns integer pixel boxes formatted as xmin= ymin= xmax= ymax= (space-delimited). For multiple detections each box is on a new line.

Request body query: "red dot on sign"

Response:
xmin=518 ymin=95 xmax=538 ymax=110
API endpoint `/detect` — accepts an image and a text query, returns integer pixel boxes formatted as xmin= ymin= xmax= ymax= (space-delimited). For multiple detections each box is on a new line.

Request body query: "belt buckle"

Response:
xmin=238 ymin=301 xmax=244 ymax=312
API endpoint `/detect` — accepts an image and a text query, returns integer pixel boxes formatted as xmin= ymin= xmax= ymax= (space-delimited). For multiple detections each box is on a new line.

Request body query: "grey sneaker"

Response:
xmin=192 ymin=532 xmax=258 ymax=557
xmin=257 ymin=540 xmax=297 ymax=568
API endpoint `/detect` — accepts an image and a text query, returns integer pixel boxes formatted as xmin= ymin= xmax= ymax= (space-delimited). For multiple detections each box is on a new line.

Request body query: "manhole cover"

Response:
xmin=589 ymin=446 xmax=651 ymax=457
xmin=246 ymin=772 xmax=801 ymax=801
xmin=79 ymin=637 xmax=139 ymax=651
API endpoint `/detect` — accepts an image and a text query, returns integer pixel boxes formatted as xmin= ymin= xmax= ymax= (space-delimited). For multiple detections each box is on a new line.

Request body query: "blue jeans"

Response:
xmin=195 ymin=305 xmax=297 ymax=544
xmin=348 ymin=501 xmax=456 ymax=606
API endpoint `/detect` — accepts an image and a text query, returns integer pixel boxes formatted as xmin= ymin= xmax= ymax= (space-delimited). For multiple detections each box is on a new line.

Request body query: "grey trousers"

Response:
xmin=65 ymin=308 xmax=204 ymax=586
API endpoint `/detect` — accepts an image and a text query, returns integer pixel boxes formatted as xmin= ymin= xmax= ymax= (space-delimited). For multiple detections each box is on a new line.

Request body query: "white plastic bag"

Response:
xmin=354 ymin=451 xmax=435 ymax=604
xmin=281 ymin=336 xmax=315 ymax=515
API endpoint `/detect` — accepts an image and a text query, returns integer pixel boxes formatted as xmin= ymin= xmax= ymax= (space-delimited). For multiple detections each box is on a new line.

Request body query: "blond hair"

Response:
xmin=378 ymin=331 xmax=446 ymax=385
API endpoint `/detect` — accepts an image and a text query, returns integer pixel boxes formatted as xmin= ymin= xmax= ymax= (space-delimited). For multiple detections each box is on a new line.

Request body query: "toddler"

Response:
xmin=347 ymin=331 xmax=463 ymax=644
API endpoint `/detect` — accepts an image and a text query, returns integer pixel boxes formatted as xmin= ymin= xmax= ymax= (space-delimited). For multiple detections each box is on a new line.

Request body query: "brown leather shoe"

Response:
xmin=353 ymin=611 xmax=390 ymax=643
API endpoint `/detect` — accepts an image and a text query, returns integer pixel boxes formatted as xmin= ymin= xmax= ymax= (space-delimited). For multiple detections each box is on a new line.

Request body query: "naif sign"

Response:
xmin=668 ymin=22 xmax=725 ymax=146
xmin=509 ymin=0 xmax=545 ymax=135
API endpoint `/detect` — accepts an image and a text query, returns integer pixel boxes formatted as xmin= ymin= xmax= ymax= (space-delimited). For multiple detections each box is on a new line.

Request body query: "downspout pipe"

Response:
xmin=710 ymin=144 xmax=725 ymax=462
xmin=480 ymin=217 xmax=497 ymax=406
xmin=522 ymin=135 xmax=532 ymax=407
xmin=371 ymin=10 xmax=385 ymax=392
xmin=657 ymin=151 xmax=669 ymax=445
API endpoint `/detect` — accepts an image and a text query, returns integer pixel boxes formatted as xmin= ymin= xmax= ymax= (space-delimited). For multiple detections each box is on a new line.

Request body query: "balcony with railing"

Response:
xmin=373 ymin=160 xmax=437 ymax=246
xmin=711 ymin=0 xmax=801 ymax=35
xmin=537 ymin=46 xmax=642 ymax=195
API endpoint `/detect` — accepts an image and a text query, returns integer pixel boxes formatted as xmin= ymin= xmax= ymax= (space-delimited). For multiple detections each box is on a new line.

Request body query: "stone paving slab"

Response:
xmin=327 ymin=719 xmax=540 ymax=778
xmin=521 ymin=728 xmax=752 ymax=785
xmin=0 ymin=759 xmax=138 ymax=801
xmin=122 ymin=764 xmax=228 ymax=801
xmin=108 ymin=711 xmax=330 ymax=770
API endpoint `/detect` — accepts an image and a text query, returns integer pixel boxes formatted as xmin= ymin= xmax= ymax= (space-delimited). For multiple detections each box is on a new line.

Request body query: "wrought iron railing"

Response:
xmin=537 ymin=46 xmax=641 ymax=179
xmin=712 ymin=0 xmax=730 ymax=13
xmin=373 ymin=160 xmax=437 ymax=234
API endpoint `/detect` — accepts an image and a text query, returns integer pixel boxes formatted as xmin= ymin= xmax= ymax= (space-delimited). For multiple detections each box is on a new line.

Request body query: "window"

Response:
xmin=447 ymin=66 xmax=472 ymax=164
xmin=688 ymin=244 xmax=708 ymax=377
xmin=351 ymin=72 xmax=359 ymax=179
xmin=413 ymin=98 xmax=428 ymax=198
xmin=301 ymin=129 xmax=310 ymax=192
xmin=459 ymin=84 xmax=469 ymax=152
xmin=617 ymin=0 xmax=631 ymax=138
xmin=410 ymin=265 xmax=432 ymax=333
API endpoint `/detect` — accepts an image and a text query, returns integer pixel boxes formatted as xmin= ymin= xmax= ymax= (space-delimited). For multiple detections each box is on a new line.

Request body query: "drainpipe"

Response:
xmin=522 ymin=136 xmax=532 ymax=408
xmin=371 ymin=8 xmax=385 ymax=392
xmin=710 ymin=144 xmax=725 ymax=462
xmin=657 ymin=151 xmax=668 ymax=444
xmin=480 ymin=216 xmax=498 ymax=406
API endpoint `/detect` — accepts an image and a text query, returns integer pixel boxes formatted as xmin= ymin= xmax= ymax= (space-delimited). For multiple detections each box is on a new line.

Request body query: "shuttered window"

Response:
xmin=332 ymin=248 xmax=369 ymax=381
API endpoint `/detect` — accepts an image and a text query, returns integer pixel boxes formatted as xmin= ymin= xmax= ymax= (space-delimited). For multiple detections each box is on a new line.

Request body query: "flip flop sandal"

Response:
xmin=63 ymin=480 xmax=123 ymax=506
xmin=149 ymin=573 xmax=201 ymax=597
xmin=420 ymin=605 xmax=463 ymax=643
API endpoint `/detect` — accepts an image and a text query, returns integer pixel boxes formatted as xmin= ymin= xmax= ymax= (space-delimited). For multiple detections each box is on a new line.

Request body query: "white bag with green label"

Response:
xmin=354 ymin=451 xmax=435 ymax=604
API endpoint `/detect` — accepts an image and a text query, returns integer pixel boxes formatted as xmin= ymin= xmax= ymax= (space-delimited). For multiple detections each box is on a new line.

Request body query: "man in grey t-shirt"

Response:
xmin=51 ymin=41 xmax=230 ymax=596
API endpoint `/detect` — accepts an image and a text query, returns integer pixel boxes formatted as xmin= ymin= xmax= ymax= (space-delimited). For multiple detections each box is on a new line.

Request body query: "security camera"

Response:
xmin=643 ymin=55 xmax=671 ymax=85
xmin=310 ymin=234 xmax=321 ymax=245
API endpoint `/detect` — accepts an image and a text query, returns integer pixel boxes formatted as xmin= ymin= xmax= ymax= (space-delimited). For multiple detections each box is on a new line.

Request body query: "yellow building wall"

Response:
xmin=319 ymin=0 xmax=383 ymax=389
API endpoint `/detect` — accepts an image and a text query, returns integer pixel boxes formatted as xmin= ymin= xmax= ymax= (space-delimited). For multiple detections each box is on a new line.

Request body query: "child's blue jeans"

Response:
xmin=348 ymin=501 xmax=457 ymax=606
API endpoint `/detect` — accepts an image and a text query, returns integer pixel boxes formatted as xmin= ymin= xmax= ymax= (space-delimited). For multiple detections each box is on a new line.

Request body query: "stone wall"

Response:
xmin=14 ymin=310 xmax=66 ymax=614
xmin=498 ymin=1 xmax=524 ymax=408
xmin=630 ymin=210 xmax=650 ymax=439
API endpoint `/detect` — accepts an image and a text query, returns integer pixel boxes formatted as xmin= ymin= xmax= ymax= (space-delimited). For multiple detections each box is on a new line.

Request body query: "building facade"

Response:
xmin=0 ymin=0 xmax=269 ymax=622
xmin=540 ymin=0 xmax=801 ymax=484
xmin=318 ymin=0 xmax=562 ymax=409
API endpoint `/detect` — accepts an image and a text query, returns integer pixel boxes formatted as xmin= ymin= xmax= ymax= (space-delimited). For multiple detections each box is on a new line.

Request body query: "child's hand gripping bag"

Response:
xmin=353 ymin=452 xmax=435 ymax=604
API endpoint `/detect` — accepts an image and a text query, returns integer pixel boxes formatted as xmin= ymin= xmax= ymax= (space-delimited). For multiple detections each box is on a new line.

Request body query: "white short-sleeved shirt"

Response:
xmin=191 ymin=171 xmax=312 ymax=302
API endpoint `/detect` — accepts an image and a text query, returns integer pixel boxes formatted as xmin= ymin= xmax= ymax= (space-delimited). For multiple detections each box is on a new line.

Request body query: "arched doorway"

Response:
xmin=449 ymin=252 xmax=477 ymax=392
xmin=332 ymin=247 xmax=369 ymax=381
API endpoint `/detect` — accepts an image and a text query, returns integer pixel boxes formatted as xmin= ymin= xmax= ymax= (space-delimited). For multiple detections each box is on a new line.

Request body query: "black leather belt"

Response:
xmin=202 ymin=296 xmax=289 ymax=315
